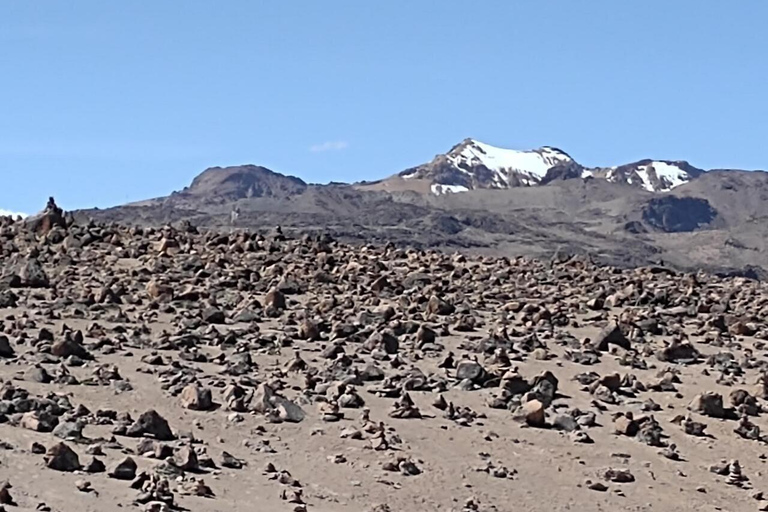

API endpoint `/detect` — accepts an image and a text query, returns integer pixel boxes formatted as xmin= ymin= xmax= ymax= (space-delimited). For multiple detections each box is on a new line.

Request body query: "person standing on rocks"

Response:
xmin=230 ymin=207 xmax=240 ymax=231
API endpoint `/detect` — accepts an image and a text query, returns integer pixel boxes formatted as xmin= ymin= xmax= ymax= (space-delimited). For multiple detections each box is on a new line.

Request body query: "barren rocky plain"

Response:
xmin=1 ymin=203 xmax=768 ymax=512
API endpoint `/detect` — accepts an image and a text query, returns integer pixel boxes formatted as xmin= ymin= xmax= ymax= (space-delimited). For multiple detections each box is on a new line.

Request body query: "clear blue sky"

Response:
xmin=1 ymin=1 xmax=766 ymax=214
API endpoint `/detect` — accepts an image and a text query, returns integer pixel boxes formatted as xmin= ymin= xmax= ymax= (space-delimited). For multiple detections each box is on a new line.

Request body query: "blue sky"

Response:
xmin=1 ymin=1 xmax=766 ymax=213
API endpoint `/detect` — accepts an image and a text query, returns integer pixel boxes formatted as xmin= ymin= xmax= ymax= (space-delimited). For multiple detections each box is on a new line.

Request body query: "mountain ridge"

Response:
xmin=74 ymin=138 xmax=768 ymax=278
xmin=367 ymin=138 xmax=705 ymax=194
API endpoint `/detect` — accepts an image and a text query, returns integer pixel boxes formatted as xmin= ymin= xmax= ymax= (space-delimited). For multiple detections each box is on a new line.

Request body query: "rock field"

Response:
xmin=1 ymin=201 xmax=768 ymax=511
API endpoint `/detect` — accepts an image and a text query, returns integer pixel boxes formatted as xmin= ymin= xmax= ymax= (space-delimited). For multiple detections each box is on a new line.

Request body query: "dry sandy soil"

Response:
xmin=1 ymin=210 xmax=768 ymax=512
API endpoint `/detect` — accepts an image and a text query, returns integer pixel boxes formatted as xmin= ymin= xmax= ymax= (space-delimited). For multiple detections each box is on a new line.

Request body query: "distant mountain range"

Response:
xmin=76 ymin=138 xmax=768 ymax=278
xmin=360 ymin=138 xmax=704 ymax=194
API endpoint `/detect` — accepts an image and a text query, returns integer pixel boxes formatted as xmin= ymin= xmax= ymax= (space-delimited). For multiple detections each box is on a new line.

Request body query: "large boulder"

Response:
xmin=657 ymin=341 xmax=700 ymax=364
xmin=0 ymin=290 xmax=18 ymax=308
xmin=688 ymin=392 xmax=725 ymax=418
xmin=180 ymin=384 xmax=214 ymax=411
xmin=594 ymin=322 xmax=631 ymax=351
xmin=45 ymin=443 xmax=81 ymax=472
xmin=19 ymin=258 xmax=49 ymax=288
xmin=109 ymin=457 xmax=138 ymax=480
xmin=51 ymin=335 xmax=92 ymax=360
xmin=250 ymin=383 xmax=305 ymax=423
xmin=513 ymin=399 xmax=546 ymax=427
xmin=125 ymin=410 xmax=175 ymax=440
xmin=427 ymin=295 xmax=455 ymax=316
xmin=264 ymin=288 xmax=286 ymax=311
xmin=20 ymin=411 xmax=58 ymax=433
xmin=456 ymin=360 xmax=485 ymax=383
xmin=0 ymin=336 xmax=14 ymax=358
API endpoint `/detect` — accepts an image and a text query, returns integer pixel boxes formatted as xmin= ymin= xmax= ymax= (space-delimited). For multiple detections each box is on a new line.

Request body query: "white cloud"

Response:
xmin=0 ymin=209 xmax=27 ymax=218
xmin=309 ymin=140 xmax=349 ymax=153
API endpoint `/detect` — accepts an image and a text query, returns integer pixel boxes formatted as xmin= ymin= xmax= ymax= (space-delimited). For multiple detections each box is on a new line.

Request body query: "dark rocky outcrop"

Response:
xmin=642 ymin=196 xmax=718 ymax=232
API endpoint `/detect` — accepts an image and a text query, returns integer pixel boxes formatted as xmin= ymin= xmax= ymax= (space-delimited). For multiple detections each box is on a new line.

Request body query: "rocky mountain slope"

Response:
xmin=396 ymin=139 xmax=582 ymax=192
xmin=593 ymin=159 xmax=704 ymax=193
xmin=75 ymin=140 xmax=768 ymax=277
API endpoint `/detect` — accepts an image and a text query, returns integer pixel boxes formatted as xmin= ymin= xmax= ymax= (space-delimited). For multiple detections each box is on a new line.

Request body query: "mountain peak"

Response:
xmin=179 ymin=165 xmax=308 ymax=200
xmin=449 ymin=138 xmax=574 ymax=165
xmin=593 ymin=159 xmax=705 ymax=193
xmin=396 ymin=139 xmax=581 ymax=194
xmin=383 ymin=139 xmax=707 ymax=195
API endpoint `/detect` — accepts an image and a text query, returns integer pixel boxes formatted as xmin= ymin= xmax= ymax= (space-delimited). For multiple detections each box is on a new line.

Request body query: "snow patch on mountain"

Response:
xmin=448 ymin=139 xmax=574 ymax=186
xmin=643 ymin=161 xmax=690 ymax=190
xmin=389 ymin=138 xmax=704 ymax=195
xmin=606 ymin=161 xmax=694 ymax=192
xmin=431 ymin=183 xmax=469 ymax=195
xmin=634 ymin=168 xmax=652 ymax=190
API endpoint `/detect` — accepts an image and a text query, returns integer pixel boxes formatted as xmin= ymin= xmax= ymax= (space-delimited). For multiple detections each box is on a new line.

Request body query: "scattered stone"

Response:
xmin=45 ymin=443 xmax=80 ymax=472
xmin=109 ymin=457 xmax=138 ymax=480
xmin=75 ymin=480 xmax=92 ymax=493
xmin=594 ymin=322 xmax=630 ymax=351
xmin=126 ymin=410 xmax=175 ymax=440
xmin=688 ymin=393 xmax=725 ymax=418
xmin=513 ymin=399 xmax=545 ymax=428
xmin=0 ymin=337 xmax=14 ymax=358
xmin=180 ymin=384 xmax=214 ymax=411
xmin=588 ymin=481 xmax=609 ymax=492
xmin=604 ymin=468 xmax=635 ymax=483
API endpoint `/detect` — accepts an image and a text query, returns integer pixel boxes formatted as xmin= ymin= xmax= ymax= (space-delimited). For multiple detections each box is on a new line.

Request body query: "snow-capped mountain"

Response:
xmin=589 ymin=160 xmax=704 ymax=192
xmin=398 ymin=139 xmax=582 ymax=194
xmin=388 ymin=139 xmax=703 ymax=195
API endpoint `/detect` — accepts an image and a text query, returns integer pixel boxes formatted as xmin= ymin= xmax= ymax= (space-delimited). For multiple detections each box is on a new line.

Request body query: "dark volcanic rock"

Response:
xmin=642 ymin=196 xmax=717 ymax=233
xmin=125 ymin=410 xmax=175 ymax=440
xmin=109 ymin=457 xmax=138 ymax=480
xmin=45 ymin=443 xmax=80 ymax=472
xmin=688 ymin=393 xmax=726 ymax=418
xmin=19 ymin=258 xmax=49 ymax=288
xmin=594 ymin=322 xmax=631 ymax=351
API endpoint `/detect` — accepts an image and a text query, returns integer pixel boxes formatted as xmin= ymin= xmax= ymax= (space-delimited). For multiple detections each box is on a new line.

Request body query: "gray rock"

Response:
xmin=53 ymin=420 xmax=84 ymax=440
xmin=0 ymin=290 xmax=18 ymax=308
xmin=456 ymin=360 xmax=485 ymax=383
xmin=84 ymin=457 xmax=106 ymax=473
xmin=427 ymin=295 xmax=455 ymax=316
xmin=221 ymin=451 xmax=244 ymax=469
xmin=126 ymin=410 xmax=175 ymax=440
xmin=275 ymin=398 xmax=305 ymax=423
xmin=553 ymin=414 xmax=579 ymax=432
xmin=109 ymin=457 xmax=137 ymax=480
xmin=688 ymin=392 xmax=725 ymax=418
xmin=51 ymin=337 xmax=92 ymax=360
xmin=594 ymin=322 xmax=630 ymax=351
xmin=180 ymin=384 xmax=213 ymax=411
xmin=0 ymin=336 xmax=14 ymax=358
xmin=45 ymin=443 xmax=80 ymax=472
xmin=201 ymin=307 xmax=226 ymax=324
xmin=26 ymin=366 xmax=52 ymax=383
xmin=19 ymin=258 xmax=49 ymax=288
xmin=173 ymin=446 xmax=199 ymax=471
